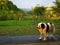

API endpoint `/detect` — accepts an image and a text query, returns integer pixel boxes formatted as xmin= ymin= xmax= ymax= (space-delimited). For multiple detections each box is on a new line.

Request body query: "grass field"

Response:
xmin=0 ymin=20 xmax=60 ymax=36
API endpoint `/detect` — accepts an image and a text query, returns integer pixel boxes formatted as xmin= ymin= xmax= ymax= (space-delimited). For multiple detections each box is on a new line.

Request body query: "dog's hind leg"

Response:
xmin=43 ymin=28 xmax=47 ymax=41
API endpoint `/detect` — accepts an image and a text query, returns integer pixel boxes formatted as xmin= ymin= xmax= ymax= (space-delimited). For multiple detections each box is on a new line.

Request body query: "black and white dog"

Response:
xmin=37 ymin=22 xmax=55 ymax=40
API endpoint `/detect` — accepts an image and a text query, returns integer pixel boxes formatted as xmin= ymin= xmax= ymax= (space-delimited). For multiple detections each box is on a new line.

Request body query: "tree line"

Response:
xmin=0 ymin=0 xmax=60 ymax=21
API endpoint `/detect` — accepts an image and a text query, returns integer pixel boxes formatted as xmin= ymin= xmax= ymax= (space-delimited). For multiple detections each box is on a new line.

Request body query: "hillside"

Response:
xmin=0 ymin=0 xmax=24 ymax=20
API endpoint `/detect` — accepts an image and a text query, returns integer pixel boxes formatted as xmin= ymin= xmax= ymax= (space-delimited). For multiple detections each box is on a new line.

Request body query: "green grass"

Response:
xmin=0 ymin=20 xmax=34 ymax=26
xmin=0 ymin=25 xmax=39 ymax=36
xmin=0 ymin=20 xmax=60 ymax=36
xmin=0 ymin=20 xmax=39 ymax=36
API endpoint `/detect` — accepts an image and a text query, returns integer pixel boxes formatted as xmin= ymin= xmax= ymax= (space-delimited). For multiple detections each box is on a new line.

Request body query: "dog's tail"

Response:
xmin=51 ymin=23 xmax=55 ymax=35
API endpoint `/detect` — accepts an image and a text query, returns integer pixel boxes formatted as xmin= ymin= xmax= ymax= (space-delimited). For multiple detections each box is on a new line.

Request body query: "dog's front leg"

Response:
xmin=43 ymin=28 xmax=47 ymax=41
xmin=38 ymin=29 xmax=43 ymax=40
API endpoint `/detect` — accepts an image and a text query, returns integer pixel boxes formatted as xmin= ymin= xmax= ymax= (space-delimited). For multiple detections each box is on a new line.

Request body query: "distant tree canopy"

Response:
xmin=0 ymin=0 xmax=24 ymax=20
xmin=53 ymin=0 xmax=60 ymax=15
xmin=0 ymin=0 xmax=60 ymax=21
xmin=32 ymin=6 xmax=45 ymax=23
xmin=0 ymin=0 xmax=22 ymax=11
xmin=32 ymin=6 xmax=45 ymax=16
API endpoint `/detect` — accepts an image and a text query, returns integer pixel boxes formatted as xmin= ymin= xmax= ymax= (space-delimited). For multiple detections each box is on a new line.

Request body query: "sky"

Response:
xmin=10 ymin=0 xmax=56 ymax=9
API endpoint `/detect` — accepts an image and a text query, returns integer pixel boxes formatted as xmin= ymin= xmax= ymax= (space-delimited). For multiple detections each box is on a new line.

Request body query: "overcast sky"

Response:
xmin=10 ymin=0 xmax=56 ymax=9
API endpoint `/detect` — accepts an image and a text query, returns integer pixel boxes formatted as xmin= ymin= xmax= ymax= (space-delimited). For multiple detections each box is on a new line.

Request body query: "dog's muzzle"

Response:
xmin=37 ymin=26 xmax=40 ymax=29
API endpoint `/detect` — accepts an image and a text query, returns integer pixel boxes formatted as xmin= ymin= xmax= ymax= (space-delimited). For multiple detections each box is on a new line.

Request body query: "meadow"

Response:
xmin=0 ymin=19 xmax=60 ymax=36
xmin=0 ymin=0 xmax=60 ymax=36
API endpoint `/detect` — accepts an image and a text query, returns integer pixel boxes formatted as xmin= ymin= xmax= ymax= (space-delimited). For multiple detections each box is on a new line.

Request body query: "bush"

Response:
xmin=0 ymin=15 xmax=7 ymax=21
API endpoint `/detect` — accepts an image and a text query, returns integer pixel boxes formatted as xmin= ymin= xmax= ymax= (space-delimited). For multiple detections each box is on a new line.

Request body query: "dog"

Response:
xmin=37 ymin=22 xmax=55 ymax=41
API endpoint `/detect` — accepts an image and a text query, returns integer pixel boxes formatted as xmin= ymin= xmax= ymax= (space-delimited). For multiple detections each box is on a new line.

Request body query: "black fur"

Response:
xmin=46 ymin=24 xmax=49 ymax=33
xmin=41 ymin=23 xmax=45 ymax=29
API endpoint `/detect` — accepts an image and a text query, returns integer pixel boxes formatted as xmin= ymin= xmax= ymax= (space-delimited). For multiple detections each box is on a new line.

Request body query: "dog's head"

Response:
xmin=37 ymin=22 xmax=47 ymax=29
xmin=37 ymin=23 xmax=41 ymax=29
xmin=37 ymin=22 xmax=43 ymax=29
xmin=37 ymin=25 xmax=40 ymax=29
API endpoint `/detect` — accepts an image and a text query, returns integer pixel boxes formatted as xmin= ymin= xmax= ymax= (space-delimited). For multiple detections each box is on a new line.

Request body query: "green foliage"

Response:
xmin=32 ymin=6 xmax=45 ymax=23
xmin=0 ymin=0 xmax=8 ymax=1
xmin=7 ymin=1 xmax=20 ymax=11
xmin=0 ymin=0 xmax=24 ymax=20
xmin=27 ymin=11 xmax=33 ymax=15
xmin=53 ymin=0 xmax=60 ymax=15
xmin=0 ymin=10 xmax=7 ymax=20
xmin=32 ymin=6 xmax=45 ymax=16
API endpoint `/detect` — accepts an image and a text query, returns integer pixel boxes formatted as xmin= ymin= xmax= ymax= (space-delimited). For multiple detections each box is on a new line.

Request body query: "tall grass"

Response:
xmin=0 ymin=20 xmax=60 ymax=36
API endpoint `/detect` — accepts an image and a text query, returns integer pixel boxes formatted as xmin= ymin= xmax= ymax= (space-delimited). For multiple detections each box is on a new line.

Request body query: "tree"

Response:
xmin=0 ymin=0 xmax=24 ymax=20
xmin=0 ymin=0 xmax=8 ymax=10
xmin=17 ymin=11 xmax=25 ymax=21
xmin=7 ymin=1 xmax=20 ymax=11
xmin=32 ymin=6 xmax=45 ymax=23
xmin=33 ymin=6 xmax=45 ymax=16
xmin=53 ymin=0 xmax=60 ymax=16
